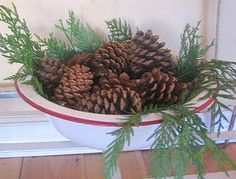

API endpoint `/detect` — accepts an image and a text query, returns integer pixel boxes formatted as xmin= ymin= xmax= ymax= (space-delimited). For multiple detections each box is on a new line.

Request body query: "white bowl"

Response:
xmin=15 ymin=80 xmax=215 ymax=151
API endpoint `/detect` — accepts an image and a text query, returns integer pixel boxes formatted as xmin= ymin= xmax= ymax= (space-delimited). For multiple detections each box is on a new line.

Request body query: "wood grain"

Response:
xmin=141 ymin=150 xmax=151 ymax=175
xmin=20 ymin=155 xmax=86 ymax=179
xmin=204 ymin=143 xmax=236 ymax=173
xmin=118 ymin=151 xmax=149 ymax=179
xmin=1 ymin=143 xmax=236 ymax=179
xmin=84 ymin=153 xmax=105 ymax=179
xmin=0 ymin=158 xmax=22 ymax=179
xmin=142 ymin=143 xmax=236 ymax=176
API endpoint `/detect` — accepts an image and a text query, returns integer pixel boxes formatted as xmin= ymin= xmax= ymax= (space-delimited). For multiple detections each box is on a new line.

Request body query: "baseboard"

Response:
xmin=0 ymin=114 xmax=101 ymax=158
xmin=0 ymin=141 xmax=101 ymax=158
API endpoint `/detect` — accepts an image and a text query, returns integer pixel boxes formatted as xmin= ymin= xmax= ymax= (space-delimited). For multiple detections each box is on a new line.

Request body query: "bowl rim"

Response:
xmin=15 ymin=80 xmax=216 ymax=127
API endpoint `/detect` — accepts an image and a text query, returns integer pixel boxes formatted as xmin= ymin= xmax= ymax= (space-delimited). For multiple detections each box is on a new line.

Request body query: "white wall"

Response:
xmin=0 ymin=0 xmax=206 ymax=82
xmin=217 ymin=0 xmax=236 ymax=60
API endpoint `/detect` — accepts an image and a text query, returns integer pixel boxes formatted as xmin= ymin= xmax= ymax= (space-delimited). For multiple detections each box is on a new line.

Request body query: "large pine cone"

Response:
xmin=36 ymin=58 xmax=66 ymax=95
xmin=91 ymin=41 xmax=129 ymax=77
xmin=134 ymin=68 xmax=189 ymax=105
xmin=51 ymin=64 xmax=94 ymax=107
xmin=67 ymin=53 xmax=94 ymax=67
xmin=128 ymin=30 xmax=177 ymax=79
xmin=75 ymin=86 xmax=142 ymax=114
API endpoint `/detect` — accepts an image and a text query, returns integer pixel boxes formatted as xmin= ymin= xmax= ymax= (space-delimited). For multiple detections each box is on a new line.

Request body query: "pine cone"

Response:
xmin=67 ymin=53 xmax=94 ymax=67
xmin=128 ymin=30 xmax=177 ymax=79
xmin=75 ymin=86 xmax=142 ymax=114
xmin=93 ymin=71 xmax=132 ymax=91
xmin=51 ymin=64 xmax=94 ymax=107
xmin=134 ymin=68 xmax=189 ymax=105
xmin=91 ymin=41 xmax=129 ymax=77
xmin=36 ymin=58 xmax=66 ymax=95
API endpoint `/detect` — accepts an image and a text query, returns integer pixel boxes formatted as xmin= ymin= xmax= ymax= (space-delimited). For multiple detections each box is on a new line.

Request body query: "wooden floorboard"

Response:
xmin=141 ymin=143 xmax=236 ymax=176
xmin=204 ymin=143 xmax=236 ymax=173
xmin=84 ymin=153 xmax=104 ymax=179
xmin=20 ymin=155 xmax=86 ymax=179
xmin=1 ymin=143 xmax=236 ymax=179
xmin=118 ymin=151 xmax=149 ymax=179
xmin=0 ymin=158 xmax=22 ymax=179
xmin=141 ymin=150 xmax=151 ymax=175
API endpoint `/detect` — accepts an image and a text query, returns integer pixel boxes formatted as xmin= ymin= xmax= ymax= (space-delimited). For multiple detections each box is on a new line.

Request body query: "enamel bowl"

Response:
xmin=15 ymin=80 xmax=215 ymax=151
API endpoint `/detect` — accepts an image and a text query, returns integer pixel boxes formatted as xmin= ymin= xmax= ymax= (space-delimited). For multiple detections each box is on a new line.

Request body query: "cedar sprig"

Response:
xmin=56 ymin=10 xmax=104 ymax=53
xmin=177 ymin=21 xmax=214 ymax=82
xmin=148 ymin=106 xmax=236 ymax=179
xmin=0 ymin=3 xmax=45 ymax=97
xmin=36 ymin=33 xmax=75 ymax=63
xmin=148 ymin=109 xmax=205 ymax=178
xmin=105 ymin=18 xmax=132 ymax=44
xmin=103 ymin=114 xmax=141 ymax=179
xmin=195 ymin=60 xmax=236 ymax=133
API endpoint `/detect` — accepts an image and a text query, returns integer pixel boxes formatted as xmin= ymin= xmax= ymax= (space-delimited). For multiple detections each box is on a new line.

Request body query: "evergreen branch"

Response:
xmin=103 ymin=114 xmax=141 ymax=179
xmin=149 ymin=106 xmax=236 ymax=179
xmin=105 ymin=18 xmax=132 ymax=43
xmin=56 ymin=18 xmax=76 ymax=51
xmin=4 ymin=67 xmax=30 ymax=81
xmin=56 ymin=10 xmax=104 ymax=53
xmin=177 ymin=21 xmax=214 ymax=82
xmin=195 ymin=60 xmax=236 ymax=133
xmin=0 ymin=3 xmax=45 ymax=97
xmin=36 ymin=33 xmax=75 ymax=63
xmin=209 ymin=99 xmax=229 ymax=134
xmin=0 ymin=4 xmax=42 ymax=67
xmin=31 ymin=75 xmax=47 ymax=98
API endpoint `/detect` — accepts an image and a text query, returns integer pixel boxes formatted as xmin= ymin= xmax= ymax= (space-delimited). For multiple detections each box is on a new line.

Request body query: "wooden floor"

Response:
xmin=1 ymin=143 xmax=236 ymax=179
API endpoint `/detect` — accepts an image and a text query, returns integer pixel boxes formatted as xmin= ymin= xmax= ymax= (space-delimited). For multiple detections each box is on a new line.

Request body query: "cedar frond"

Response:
xmin=177 ymin=21 xmax=214 ymax=82
xmin=105 ymin=18 xmax=132 ymax=43
xmin=0 ymin=3 xmax=45 ymax=97
xmin=56 ymin=10 xmax=104 ymax=53
xmin=103 ymin=114 xmax=141 ymax=179
xmin=36 ymin=33 xmax=75 ymax=63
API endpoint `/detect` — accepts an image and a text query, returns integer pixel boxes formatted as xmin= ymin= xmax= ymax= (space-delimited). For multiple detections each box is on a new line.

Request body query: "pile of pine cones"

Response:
xmin=37 ymin=30 xmax=193 ymax=115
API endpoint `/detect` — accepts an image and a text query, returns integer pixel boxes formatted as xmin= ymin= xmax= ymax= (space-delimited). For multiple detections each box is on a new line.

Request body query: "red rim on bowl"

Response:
xmin=15 ymin=81 xmax=216 ymax=127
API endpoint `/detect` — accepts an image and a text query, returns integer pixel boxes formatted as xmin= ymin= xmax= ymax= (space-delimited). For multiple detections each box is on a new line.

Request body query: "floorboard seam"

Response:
xmin=19 ymin=157 xmax=24 ymax=179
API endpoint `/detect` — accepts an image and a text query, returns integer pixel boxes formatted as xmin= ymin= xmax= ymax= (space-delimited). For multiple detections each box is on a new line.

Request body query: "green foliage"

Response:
xmin=0 ymin=4 xmax=42 ymax=68
xmin=36 ymin=33 xmax=75 ymax=63
xmin=56 ymin=10 xmax=104 ymax=53
xmin=105 ymin=18 xmax=132 ymax=43
xmin=148 ymin=106 xmax=236 ymax=179
xmin=103 ymin=114 xmax=141 ymax=179
xmin=0 ymin=3 xmax=46 ymax=97
xmin=195 ymin=60 xmax=236 ymax=133
xmin=177 ymin=21 xmax=214 ymax=82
